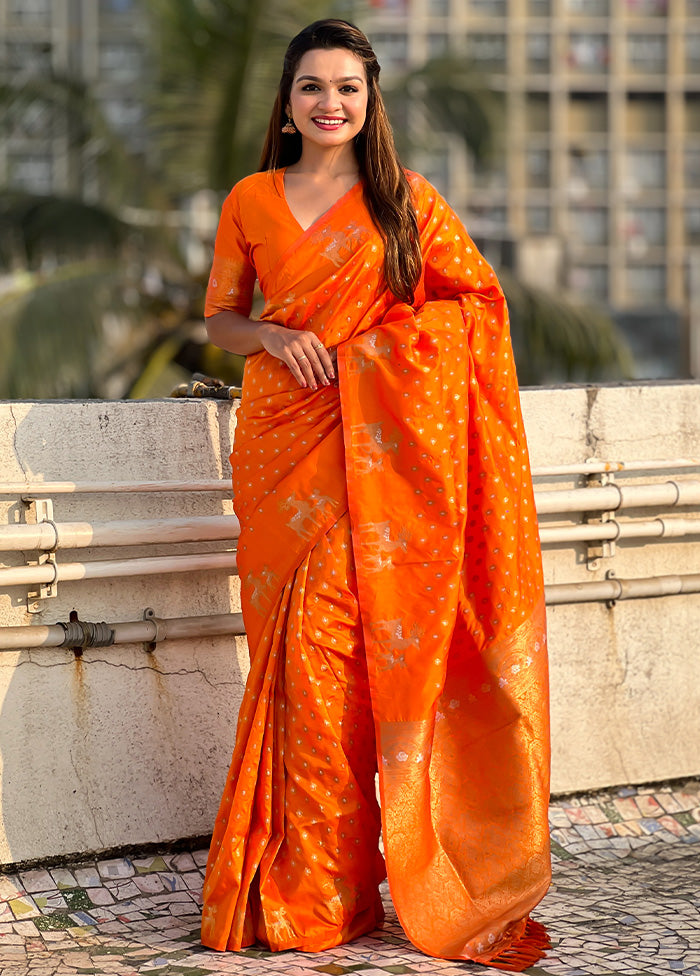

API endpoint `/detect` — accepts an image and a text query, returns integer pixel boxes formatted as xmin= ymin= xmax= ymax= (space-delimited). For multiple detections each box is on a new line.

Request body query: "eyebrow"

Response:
xmin=296 ymin=75 xmax=364 ymax=83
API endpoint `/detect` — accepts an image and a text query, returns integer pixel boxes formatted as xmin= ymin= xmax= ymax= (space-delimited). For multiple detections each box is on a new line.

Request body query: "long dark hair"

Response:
xmin=259 ymin=19 xmax=421 ymax=305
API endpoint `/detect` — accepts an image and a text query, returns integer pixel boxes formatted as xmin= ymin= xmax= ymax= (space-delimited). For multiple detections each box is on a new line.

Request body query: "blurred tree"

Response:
xmin=387 ymin=54 xmax=632 ymax=383
xmin=499 ymin=269 xmax=633 ymax=384
xmin=147 ymin=0 xmax=329 ymax=191
xmin=387 ymin=55 xmax=502 ymax=167
xmin=0 ymin=0 xmax=330 ymax=399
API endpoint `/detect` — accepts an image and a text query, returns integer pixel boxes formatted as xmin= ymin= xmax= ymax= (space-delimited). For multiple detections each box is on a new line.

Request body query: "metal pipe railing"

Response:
xmin=534 ymin=479 xmax=700 ymax=516
xmin=539 ymin=515 xmax=700 ymax=545
xmin=531 ymin=458 xmax=700 ymax=477
xmin=0 ymin=479 xmax=232 ymax=495
xmin=0 ymin=516 xmax=240 ymax=552
xmin=11 ymin=511 xmax=700 ymax=553
xmin=0 ymin=611 xmax=245 ymax=652
xmin=0 ymin=551 xmax=237 ymax=587
xmin=1 ymin=459 xmax=698 ymax=495
xmin=545 ymin=572 xmax=700 ymax=605
xmin=1 ymin=569 xmax=699 ymax=651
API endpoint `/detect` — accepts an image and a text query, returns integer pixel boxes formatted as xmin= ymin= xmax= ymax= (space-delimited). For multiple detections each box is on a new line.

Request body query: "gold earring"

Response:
xmin=282 ymin=114 xmax=296 ymax=134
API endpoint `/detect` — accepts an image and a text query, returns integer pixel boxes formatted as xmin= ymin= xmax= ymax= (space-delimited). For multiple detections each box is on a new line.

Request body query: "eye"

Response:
xmin=340 ymin=85 xmax=359 ymax=94
xmin=301 ymin=83 xmax=320 ymax=91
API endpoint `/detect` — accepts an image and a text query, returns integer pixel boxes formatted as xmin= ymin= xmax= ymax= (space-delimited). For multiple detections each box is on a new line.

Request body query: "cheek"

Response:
xmin=353 ymin=98 xmax=369 ymax=122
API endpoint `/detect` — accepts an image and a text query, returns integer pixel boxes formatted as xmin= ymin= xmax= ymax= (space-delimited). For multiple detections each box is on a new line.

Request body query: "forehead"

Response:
xmin=293 ymin=47 xmax=366 ymax=82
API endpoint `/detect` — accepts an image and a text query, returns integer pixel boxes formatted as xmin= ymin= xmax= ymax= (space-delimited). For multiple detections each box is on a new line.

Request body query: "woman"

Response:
xmin=201 ymin=19 xmax=551 ymax=971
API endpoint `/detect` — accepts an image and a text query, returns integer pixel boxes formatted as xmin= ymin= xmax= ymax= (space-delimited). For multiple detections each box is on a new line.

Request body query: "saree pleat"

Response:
xmin=201 ymin=168 xmax=551 ymax=967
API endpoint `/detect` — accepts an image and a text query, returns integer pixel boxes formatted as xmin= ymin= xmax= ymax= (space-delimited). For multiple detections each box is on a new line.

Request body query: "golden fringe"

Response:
xmin=480 ymin=918 xmax=551 ymax=972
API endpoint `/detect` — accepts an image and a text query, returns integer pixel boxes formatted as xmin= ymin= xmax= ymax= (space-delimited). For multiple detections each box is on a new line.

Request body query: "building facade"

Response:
xmin=2 ymin=0 xmax=699 ymax=324
xmin=364 ymin=0 xmax=700 ymax=320
xmin=0 ymin=0 xmax=148 ymax=200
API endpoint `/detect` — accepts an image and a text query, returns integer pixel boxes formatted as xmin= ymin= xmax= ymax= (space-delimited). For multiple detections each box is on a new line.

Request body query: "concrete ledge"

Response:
xmin=1 ymin=384 xmax=699 ymax=864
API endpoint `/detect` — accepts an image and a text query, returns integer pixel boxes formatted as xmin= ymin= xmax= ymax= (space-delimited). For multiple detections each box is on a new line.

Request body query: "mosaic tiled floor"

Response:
xmin=1 ymin=781 xmax=699 ymax=976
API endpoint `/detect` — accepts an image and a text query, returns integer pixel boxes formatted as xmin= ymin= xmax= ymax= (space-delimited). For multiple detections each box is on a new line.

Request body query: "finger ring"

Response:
xmin=297 ymin=354 xmax=308 ymax=361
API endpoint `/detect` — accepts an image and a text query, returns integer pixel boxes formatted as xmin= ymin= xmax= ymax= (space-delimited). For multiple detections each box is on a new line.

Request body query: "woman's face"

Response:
xmin=287 ymin=47 xmax=368 ymax=152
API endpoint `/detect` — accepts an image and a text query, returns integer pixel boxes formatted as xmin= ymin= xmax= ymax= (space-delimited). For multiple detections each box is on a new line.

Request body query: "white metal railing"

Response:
xmin=0 ymin=611 xmax=245 ymax=651
xmin=539 ymin=516 xmax=700 ymax=545
xmin=0 ymin=551 xmax=238 ymax=588
xmin=545 ymin=573 xmax=700 ymax=606
xmin=531 ymin=457 xmax=700 ymax=477
xmin=1 ymin=456 xmax=699 ymax=651
xmin=535 ymin=480 xmax=700 ymax=515
xmin=0 ymin=515 xmax=239 ymax=551
xmin=0 ymin=479 xmax=231 ymax=495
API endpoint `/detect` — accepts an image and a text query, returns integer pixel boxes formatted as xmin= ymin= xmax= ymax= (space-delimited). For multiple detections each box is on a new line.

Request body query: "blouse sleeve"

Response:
xmin=204 ymin=184 xmax=257 ymax=318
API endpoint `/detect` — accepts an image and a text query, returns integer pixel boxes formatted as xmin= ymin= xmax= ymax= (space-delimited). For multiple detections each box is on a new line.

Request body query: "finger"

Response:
xmin=303 ymin=344 xmax=332 ymax=386
xmin=283 ymin=352 xmax=307 ymax=388
xmin=295 ymin=353 xmax=317 ymax=390
xmin=310 ymin=341 xmax=335 ymax=381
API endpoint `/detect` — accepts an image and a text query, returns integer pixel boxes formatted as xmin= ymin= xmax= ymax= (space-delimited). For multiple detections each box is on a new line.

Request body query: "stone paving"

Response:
xmin=1 ymin=781 xmax=699 ymax=976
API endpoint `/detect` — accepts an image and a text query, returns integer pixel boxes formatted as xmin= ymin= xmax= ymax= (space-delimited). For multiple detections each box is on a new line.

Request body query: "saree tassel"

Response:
xmin=480 ymin=918 xmax=551 ymax=972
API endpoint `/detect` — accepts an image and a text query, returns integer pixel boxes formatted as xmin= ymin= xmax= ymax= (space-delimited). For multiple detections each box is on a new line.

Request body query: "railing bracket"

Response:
xmin=604 ymin=570 xmax=619 ymax=609
xmin=584 ymin=467 xmax=617 ymax=571
xmin=24 ymin=498 xmax=58 ymax=611
xmin=143 ymin=607 xmax=164 ymax=652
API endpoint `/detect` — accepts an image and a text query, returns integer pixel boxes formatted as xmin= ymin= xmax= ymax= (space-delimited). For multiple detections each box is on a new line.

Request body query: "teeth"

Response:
xmin=314 ymin=119 xmax=345 ymax=127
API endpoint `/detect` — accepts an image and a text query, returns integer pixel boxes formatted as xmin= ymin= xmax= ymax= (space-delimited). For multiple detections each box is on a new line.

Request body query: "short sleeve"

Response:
xmin=204 ymin=185 xmax=257 ymax=318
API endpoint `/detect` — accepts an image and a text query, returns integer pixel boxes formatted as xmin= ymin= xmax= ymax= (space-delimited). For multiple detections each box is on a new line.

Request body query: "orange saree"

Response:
xmin=201 ymin=168 xmax=551 ymax=969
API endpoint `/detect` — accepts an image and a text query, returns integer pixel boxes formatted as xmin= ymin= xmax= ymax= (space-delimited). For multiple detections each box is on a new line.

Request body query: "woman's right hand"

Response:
xmin=258 ymin=322 xmax=336 ymax=390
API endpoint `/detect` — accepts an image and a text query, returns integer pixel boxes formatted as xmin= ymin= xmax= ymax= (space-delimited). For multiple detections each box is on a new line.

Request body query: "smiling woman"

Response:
xmin=287 ymin=50 xmax=368 ymax=148
xmin=282 ymin=47 xmax=369 ymax=233
xmin=199 ymin=18 xmax=551 ymax=972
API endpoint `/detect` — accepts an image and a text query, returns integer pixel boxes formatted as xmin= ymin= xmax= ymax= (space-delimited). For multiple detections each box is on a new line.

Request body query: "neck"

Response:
xmin=292 ymin=142 xmax=359 ymax=179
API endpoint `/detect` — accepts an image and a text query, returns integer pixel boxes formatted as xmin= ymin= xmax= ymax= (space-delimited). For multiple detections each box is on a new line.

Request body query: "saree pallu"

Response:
xmin=201 ymin=170 xmax=551 ymax=968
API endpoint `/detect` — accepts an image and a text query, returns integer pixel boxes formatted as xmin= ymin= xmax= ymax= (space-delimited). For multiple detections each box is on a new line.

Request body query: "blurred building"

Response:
xmin=0 ymin=0 xmax=149 ymax=198
xmin=363 ymin=0 xmax=700 ymax=364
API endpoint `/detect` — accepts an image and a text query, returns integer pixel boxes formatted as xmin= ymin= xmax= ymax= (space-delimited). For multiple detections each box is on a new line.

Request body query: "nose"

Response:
xmin=317 ymin=87 xmax=340 ymax=112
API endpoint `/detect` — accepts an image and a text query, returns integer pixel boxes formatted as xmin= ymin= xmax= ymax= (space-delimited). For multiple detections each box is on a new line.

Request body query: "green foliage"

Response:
xmin=499 ymin=270 xmax=634 ymax=384
xmin=0 ymin=75 xmax=154 ymax=208
xmin=0 ymin=262 xmax=125 ymax=398
xmin=0 ymin=191 xmax=127 ymax=268
xmin=398 ymin=56 xmax=503 ymax=166
xmin=145 ymin=0 xmax=333 ymax=191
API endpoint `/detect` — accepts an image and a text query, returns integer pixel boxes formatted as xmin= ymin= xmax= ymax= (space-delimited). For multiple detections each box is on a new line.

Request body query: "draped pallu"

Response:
xmin=201 ymin=169 xmax=551 ymax=968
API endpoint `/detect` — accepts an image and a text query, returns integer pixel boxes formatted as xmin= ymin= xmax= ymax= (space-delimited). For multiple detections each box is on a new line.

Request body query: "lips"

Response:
xmin=312 ymin=117 xmax=347 ymax=129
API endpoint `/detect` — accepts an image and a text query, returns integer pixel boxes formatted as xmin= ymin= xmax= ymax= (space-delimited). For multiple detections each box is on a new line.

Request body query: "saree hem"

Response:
xmin=203 ymin=904 xmax=385 ymax=954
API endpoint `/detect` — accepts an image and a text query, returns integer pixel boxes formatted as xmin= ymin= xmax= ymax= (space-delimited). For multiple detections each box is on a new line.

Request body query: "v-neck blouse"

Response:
xmin=204 ymin=168 xmax=367 ymax=319
xmin=277 ymin=167 xmax=363 ymax=234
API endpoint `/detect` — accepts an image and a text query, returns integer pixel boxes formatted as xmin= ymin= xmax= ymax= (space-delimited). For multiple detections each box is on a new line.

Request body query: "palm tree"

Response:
xmin=147 ymin=0 xmax=334 ymax=193
xmin=0 ymin=0 xmax=332 ymax=399
xmin=385 ymin=53 xmax=633 ymax=383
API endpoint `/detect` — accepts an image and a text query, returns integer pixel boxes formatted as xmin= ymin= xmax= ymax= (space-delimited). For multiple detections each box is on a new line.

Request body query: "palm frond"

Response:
xmin=387 ymin=55 xmax=503 ymax=165
xmin=0 ymin=74 xmax=159 ymax=209
xmin=0 ymin=190 xmax=128 ymax=268
xmin=144 ymin=0 xmax=334 ymax=191
xmin=499 ymin=270 xmax=634 ymax=385
xmin=0 ymin=261 xmax=129 ymax=398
